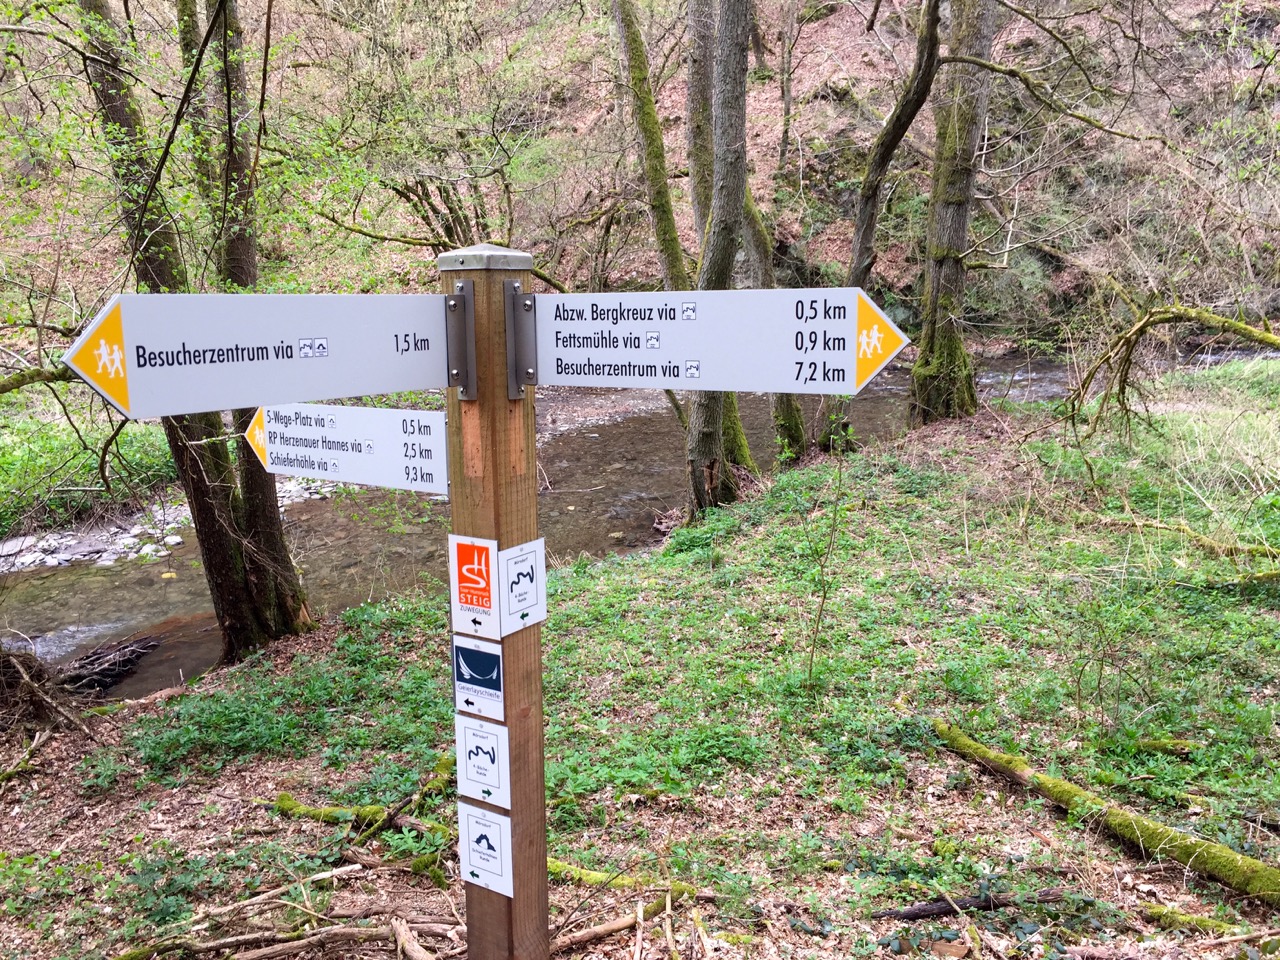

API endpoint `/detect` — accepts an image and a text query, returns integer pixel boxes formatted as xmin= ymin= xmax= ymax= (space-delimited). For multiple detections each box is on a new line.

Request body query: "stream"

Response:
xmin=0 ymin=355 xmax=1073 ymax=697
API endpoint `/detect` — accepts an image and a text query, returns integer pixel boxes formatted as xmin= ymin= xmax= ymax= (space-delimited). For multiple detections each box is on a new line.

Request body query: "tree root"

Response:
xmin=547 ymin=857 xmax=695 ymax=899
xmin=0 ymin=729 xmax=52 ymax=786
xmin=931 ymin=719 xmax=1280 ymax=908
xmin=268 ymin=792 xmax=450 ymax=843
xmin=1069 ymin=305 xmax=1280 ymax=434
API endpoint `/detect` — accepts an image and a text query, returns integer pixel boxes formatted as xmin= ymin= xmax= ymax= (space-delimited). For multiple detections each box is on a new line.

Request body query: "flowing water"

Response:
xmin=0 ymin=355 xmax=1069 ymax=697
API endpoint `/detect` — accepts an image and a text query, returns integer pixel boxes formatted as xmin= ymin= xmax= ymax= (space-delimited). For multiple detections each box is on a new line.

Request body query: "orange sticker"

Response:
xmin=455 ymin=541 xmax=493 ymax=610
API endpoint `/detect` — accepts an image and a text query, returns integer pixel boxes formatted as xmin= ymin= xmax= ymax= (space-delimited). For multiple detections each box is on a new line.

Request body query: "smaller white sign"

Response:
xmin=453 ymin=636 xmax=504 ymax=721
xmin=497 ymin=538 xmax=547 ymax=637
xmin=248 ymin=404 xmax=447 ymax=495
xmin=449 ymin=534 xmax=500 ymax=639
xmin=458 ymin=801 xmax=514 ymax=899
xmin=455 ymin=715 xmax=511 ymax=810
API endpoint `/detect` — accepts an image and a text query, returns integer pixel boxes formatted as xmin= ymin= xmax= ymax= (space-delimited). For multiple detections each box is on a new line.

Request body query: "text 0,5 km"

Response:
xmin=794 ymin=298 xmax=848 ymax=322
xmin=401 ymin=416 xmax=436 ymax=437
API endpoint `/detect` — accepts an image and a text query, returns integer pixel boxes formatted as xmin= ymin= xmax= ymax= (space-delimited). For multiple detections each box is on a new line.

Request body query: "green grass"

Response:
xmin=0 ymin=391 xmax=177 ymax=537
xmin=42 ymin=361 xmax=1280 ymax=952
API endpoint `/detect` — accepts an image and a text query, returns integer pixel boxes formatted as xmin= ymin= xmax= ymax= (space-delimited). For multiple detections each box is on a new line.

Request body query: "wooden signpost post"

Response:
xmin=438 ymin=246 xmax=549 ymax=960
xmin=61 ymin=243 xmax=908 ymax=960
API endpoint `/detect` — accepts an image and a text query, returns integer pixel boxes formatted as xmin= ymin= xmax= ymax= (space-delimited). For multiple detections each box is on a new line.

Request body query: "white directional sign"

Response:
xmin=453 ymin=636 xmax=504 ymax=721
xmin=455 ymin=715 xmax=511 ymax=809
xmin=457 ymin=801 xmax=513 ymax=898
xmin=246 ymin=403 xmax=447 ymax=495
xmin=62 ymin=294 xmax=449 ymax=419
xmin=535 ymin=287 xmax=907 ymax=394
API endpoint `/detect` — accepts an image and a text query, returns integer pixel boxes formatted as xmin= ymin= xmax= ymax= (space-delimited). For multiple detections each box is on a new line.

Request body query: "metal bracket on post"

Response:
xmin=446 ymin=280 xmax=477 ymax=401
xmin=505 ymin=283 xmax=538 ymax=400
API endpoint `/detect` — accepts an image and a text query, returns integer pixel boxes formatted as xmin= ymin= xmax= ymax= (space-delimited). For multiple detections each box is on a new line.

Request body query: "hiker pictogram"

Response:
xmin=858 ymin=323 xmax=885 ymax=358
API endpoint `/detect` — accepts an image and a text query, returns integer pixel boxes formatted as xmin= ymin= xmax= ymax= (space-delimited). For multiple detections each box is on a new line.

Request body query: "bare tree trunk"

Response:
xmin=910 ymin=0 xmax=996 ymax=426
xmin=744 ymin=191 xmax=805 ymax=459
xmin=688 ymin=0 xmax=749 ymax=515
xmin=687 ymin=0 xmax=754 ymax=485
xmin=820 ymin=0 xmax=944 ymax=449
xmin=748 ymin=0 xmax=769 ymax=74
xmin=207 ymin=0 xmax=309 ymax=656
xmin=611 ymin=0 xmax=695 ymax=441
xmin=613 ymin=0 xmax=689 ymax=291
xmin=848 ymin=0 xmax=943 ymax=288
xmin=777 ymin=0 xmax=798 ymax=171
xmin=80 ymin=0 xmax=308 ymax=663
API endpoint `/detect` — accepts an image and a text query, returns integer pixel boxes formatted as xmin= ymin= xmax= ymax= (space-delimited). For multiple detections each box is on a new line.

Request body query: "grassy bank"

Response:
xmin=2 ymin=361 xmax=1277 ymax=959
xmin=0 ymin=388 xmax=177 ymax=538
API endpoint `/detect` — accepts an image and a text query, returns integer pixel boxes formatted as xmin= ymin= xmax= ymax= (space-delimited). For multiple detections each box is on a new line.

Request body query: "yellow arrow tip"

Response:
xmin=246 ymin=407 xmax=268 ymax=468
xmin=69 ymin=303 xmax=130 ymax=414
xmin=855 ymin=292 xmax=908 ymax=390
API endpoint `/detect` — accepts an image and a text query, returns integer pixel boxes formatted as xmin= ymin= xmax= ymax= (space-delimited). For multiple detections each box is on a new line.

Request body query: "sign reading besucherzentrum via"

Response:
xmin=62 ymin=294 xmax=450 ymax=419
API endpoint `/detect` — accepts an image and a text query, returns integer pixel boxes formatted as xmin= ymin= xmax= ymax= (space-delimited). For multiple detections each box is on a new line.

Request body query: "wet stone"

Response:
xmin=0 ymin=536 xmax=37 ymax=558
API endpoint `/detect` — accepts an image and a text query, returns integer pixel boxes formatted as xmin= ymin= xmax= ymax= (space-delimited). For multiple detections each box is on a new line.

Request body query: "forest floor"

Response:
xmin=1 ymin=359 xmax=1278 ymax=960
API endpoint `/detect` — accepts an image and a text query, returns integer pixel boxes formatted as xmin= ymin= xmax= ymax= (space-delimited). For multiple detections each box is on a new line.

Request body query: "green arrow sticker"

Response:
xmin=469 ymin=871 xmax=480 ymax=880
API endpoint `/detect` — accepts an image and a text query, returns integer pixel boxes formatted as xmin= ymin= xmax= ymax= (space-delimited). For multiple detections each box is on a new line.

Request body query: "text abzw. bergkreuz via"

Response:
xmin=552 ymin=301 xmax=681 ymax=324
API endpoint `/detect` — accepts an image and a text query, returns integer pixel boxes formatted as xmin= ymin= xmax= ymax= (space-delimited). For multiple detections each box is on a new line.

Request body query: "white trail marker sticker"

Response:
xmin=457 ymin=801 xmax=513 ymax=898
xmin=452 ymin=636 xmax=504 ymax=722
xmin=455 ymin=715 xmax=511 ymax=810
xmin=449 ymin=535 xmax=500 ymax=639
xmin=497 ymin=538 xmax=547 ymax=637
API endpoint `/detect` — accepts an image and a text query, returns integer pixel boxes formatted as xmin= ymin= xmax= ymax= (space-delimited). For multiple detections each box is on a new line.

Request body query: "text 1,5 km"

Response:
xmin=394 ymin=332 xmax=432 ymax=354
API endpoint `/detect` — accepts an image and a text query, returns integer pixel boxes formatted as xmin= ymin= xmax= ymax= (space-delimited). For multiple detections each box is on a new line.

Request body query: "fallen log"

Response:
xmin=1139 ymin=903 xmax=1236 ymax=934
xmin=267 ymin=792 xmax=450 ymax=842
xmin=931 ymin=719 xmax=1280 ymax=908
xmin=872 ymin=886 xmax=1064 ymax=921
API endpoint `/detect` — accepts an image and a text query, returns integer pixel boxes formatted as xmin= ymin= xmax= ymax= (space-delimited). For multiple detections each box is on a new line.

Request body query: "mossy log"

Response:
xmin=1141 ymin=903 xmax=1237 ymax=934
xmin=271 ymin=793 xmax=448 ymax=842
xmin=273 ymin=792 xmax=387 ymax=829
xmin=931 ymin=720 xmax=1280 ymax=908
xmin=546 ymin=856 xmax=696 ymax=899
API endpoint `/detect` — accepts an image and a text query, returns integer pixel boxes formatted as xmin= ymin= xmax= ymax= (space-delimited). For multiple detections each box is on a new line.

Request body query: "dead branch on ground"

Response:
xmin=1068 ymin=306 xmax=1280 ymax=435
xmin=872 ymin=886 xmax=1065 ymax=921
